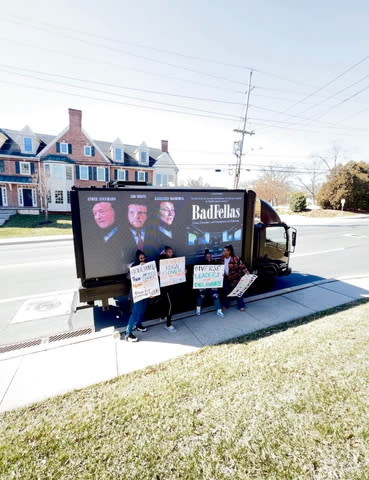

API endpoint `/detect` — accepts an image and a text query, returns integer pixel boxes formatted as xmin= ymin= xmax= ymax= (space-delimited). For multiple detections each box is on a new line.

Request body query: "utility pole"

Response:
xmin=233 ymin=70 xmax=254 ymax=189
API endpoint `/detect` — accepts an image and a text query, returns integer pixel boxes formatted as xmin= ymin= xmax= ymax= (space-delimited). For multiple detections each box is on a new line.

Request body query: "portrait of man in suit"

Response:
xmin=127 ymin=203 xmax=148 ymax=250
xmin=92 ymin=201 xmax=118 ymax=242
xmin=159 ymin=201 xmax=176 ymax=240
xmin=83 ymin=201 xmax=123 ymax=279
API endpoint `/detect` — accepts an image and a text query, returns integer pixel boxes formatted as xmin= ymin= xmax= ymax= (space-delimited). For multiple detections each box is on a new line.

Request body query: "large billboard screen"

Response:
xmin=73 ymin=188 xmax=246 ymax=283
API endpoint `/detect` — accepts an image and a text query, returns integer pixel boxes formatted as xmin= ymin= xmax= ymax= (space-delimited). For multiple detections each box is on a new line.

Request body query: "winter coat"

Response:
xmin=220 ymin=255 xmax=249 ymax=288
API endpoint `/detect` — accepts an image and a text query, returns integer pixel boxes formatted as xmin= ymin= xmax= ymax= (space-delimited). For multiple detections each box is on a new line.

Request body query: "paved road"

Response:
xmin=1 ymin=215 xmax=368 ymax=345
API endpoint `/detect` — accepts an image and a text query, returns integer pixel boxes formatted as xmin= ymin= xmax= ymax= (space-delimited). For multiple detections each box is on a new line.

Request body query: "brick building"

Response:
xmin=0 ymin=108 xmax=178 ymax=213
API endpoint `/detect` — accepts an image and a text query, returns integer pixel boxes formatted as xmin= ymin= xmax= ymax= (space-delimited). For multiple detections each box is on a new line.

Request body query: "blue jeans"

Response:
xmin=126 ymin=299 xmax=148 ymax=334
xmin=196 ymin=289 xmax=221 ymax=310
xmin=222 ymin=275 xmax=245 ymax=309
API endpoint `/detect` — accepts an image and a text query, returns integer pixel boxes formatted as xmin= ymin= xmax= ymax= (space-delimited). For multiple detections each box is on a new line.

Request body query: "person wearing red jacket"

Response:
xmin=219 ymin=244 xmax=249 ymax=311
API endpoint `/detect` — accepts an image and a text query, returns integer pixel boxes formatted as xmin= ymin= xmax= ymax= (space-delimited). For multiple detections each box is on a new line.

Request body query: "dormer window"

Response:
xmin=139 ymin=151 xmax=147 ymax=164
xmin=23 ymin=137 xmax=32 ymax=153
xmin=114 ymin=147 xmax=122 ymax=161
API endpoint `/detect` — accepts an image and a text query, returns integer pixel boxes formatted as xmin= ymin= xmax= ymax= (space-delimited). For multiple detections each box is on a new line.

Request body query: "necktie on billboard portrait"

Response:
xmin=136 ymin=231 xmax=143 ymax=250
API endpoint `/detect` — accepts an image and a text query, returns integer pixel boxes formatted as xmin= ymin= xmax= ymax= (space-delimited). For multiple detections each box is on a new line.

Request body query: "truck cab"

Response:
xmin=250 ymin=196 xmax=297 ymax=291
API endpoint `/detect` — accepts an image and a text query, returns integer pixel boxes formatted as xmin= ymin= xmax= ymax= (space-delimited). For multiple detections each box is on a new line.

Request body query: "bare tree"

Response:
xmin=180 ymin=176 xmax=211 ymax=188
xmin=310 ymin=143 xmax=346 ymax=171
xmin=34 ymin=162 xmax=50 ymax=223
xmin=293 ymin=158 xmax=325 ymax=205
xmin=302 ymin=143 xmax=346 ymax=204
xmin=249 ymin=166 xmax=293 ymax=206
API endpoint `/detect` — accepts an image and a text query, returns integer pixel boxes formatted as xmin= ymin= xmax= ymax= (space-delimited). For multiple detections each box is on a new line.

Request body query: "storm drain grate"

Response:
xmin=0 ymin=328 xmax=94 ymax=354
xmin=0 ymin=338 xmax=42 ymax=354
xmin=49 ymin=328 xmax=93 ymax=343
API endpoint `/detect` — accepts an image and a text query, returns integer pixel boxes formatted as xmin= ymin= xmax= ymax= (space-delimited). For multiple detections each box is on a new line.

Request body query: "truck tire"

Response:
xmin=252 ymin=272 xmax=275 ymax=293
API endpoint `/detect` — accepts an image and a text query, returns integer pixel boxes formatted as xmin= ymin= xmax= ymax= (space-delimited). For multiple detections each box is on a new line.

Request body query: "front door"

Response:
xmin=46 ymin=163 xmax=73 ymax=212
xmin=23 ymin=189 xmax=33 ymax=207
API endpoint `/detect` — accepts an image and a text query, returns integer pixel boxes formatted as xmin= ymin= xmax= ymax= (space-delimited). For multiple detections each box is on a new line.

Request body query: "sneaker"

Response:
xmin=216 ymin=310 xmax=225 ymax=318
xmin=125 ymin=333 xmax=138 ymax=342
xmin=239 ymin=307 xmax=245 ymax=312
xmin=135 ymin=324 xmax=147 ymax=332
xmin=196 ymin=307 xmax=201 ymax=316
xmin=165 ymin=324 xmax=177 ymax=333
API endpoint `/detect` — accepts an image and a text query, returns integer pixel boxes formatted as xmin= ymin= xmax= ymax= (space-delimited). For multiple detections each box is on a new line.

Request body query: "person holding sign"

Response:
xmin=220 ymin=244 xmax=249 ymax=311
xmin=195 ymin=250 xmax=225 ymax=318
xmin=157 ymin=246 xmax=185 ymax=333
xmin=124 ymin=250 xmax=151 ymax=342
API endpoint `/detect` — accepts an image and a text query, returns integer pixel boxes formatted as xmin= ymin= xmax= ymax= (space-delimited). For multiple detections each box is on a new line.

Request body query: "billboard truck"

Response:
xmin=71 ymin=187 xmax=297 ymax=313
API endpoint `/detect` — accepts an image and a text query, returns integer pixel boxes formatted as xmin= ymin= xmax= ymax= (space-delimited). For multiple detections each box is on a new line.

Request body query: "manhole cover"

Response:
xmin=11 ymin=292 xmax=75 ymax=323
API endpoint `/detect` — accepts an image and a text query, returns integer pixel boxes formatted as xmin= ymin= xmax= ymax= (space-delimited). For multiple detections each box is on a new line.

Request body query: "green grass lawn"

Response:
xmin=0 ymin=214 xmax=72 ymax=238
xmin=1 ymin=301 xmax=369 ymax=479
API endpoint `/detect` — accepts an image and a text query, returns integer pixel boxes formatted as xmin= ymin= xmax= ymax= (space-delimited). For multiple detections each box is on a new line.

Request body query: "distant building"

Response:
xmin=0 ymin=108 xmax=178 ymax=213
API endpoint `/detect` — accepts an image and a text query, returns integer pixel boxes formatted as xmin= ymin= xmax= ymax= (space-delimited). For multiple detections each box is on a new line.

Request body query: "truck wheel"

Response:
xmin=253 ymin=273 xmax=275 ymax=293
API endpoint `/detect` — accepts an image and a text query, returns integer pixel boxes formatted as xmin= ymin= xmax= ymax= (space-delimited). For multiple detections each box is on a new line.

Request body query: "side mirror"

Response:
xmin=292 ymin=231 xmax=297 ymax=247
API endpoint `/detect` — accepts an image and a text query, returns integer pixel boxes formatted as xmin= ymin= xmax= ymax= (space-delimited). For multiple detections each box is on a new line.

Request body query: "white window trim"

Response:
xmin=17 ymin=187 xmax=24 ymax=206
xmin=20 ymin=161 xmax=31 ymax=175
xmin=117 ymin=169 xmax=127 ymax=181
xmin=66 ymin=165 xmax=73 ymax=181
xmin=139 ymin=151 xmax=148 ymax=164
xmin=32 ymin=189 xmax=37 ymax=207
xmin=55 ymin=190 xmax=64 ymax=204
xmin=137 ymin=171 xmax=146 ymax=182
xmin=1 ymin=186 xmax=8 ymax=206
xmin=114 ymin=147 xmax=123 ymax=162
xmin=79 ymin=165 xmax=89 ymax=180
xmin=17 ymin=187 xmax=37 ymax=207
xmin=84 ymin=145 xmax=92 ymax=157
xmin=97 ymin=167 xmax=105 ymax=181
xmin=60 ymin=142 xmax=69 ymax=154
xmin=23 ymin=137 xmax=33 ymax=153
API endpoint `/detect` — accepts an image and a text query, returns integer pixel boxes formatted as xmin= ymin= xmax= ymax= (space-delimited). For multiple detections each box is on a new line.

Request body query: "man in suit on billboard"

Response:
xmin=126 ymin=203 xmax=158 ymax=260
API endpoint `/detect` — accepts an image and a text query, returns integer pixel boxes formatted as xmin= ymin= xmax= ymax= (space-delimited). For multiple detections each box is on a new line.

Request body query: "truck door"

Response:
xmin=264 ymin=225 xmax=288 ymax=259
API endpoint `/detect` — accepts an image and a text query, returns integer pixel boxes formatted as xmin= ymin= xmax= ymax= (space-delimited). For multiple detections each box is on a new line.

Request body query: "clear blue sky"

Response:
xmin=1 ymin=0 xmax=369 ymax=187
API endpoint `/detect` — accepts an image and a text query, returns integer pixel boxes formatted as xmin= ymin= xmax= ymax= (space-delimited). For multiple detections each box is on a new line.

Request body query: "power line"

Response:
xmin=279 ymin=54 xmax=369 ymax=114
xmin=5 ymin=62 xmax=364 ymax=134
xmin=0 ymin=63 xmax=245 ymax=107
xmin=1 ymin=13 xmax=319 ymax=90
xmin=0 ymin=36 xmax=244 ymax=95
xmin=0 ymin=79 xmax=241 ymax=123
xmin=0 ymin=14 xmax=257 ymax=72
xmin=294 ymin=74 xmax=369 ymax=115
xmin=0 ymin=67 xmax=242 ymax=120
xmin=1 ymin=16 xmax=250 ymax=87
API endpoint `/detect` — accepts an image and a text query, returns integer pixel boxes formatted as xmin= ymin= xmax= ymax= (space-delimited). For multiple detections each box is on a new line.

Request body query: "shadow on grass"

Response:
xmin=1 ymin=214 xmax=72 ymax=230
xmin=230 ymin=298 xmax=369 ymax=346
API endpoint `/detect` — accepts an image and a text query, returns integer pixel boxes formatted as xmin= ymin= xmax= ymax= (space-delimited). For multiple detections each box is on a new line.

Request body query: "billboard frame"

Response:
xmin=71 ymin=186 xmax=247 ymax=290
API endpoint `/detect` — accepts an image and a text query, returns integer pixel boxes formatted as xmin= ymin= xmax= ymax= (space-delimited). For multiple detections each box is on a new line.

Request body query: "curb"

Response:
xmin=0 ymin=235 xmax=73 ymax=246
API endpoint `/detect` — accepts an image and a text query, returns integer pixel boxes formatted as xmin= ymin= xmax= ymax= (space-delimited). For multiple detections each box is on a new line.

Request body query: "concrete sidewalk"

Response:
xmin=1 ymin=275 xmax=369 ymax=413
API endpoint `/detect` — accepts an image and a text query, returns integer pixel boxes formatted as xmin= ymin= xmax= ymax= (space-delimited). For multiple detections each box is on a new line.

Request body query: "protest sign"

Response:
xmin=130 ymin=261 xmax=160 ymax=303
xmin=159 ymin=256 xmax=186 ymax=287
xmin=193 ymin=264 xmax=224 ymax=289
xmin=228 ymin=274 xmax=258 ymax=297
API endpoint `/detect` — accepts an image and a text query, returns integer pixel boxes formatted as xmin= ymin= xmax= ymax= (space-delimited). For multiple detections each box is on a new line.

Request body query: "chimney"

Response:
xmin=161 ymin=139 xmax=168 ymax=153
xmin=68 ymin=108 xmax=82 ymax=130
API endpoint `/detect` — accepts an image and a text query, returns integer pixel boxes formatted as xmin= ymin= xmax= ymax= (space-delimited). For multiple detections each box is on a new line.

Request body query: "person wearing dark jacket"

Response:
xmin=157 ymin=245 xmax=178 ymax=333
xmin=195 ymin=249 xmax=224 ymax=318
xmin=124 ymin=250 xmax=149 ymax=342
